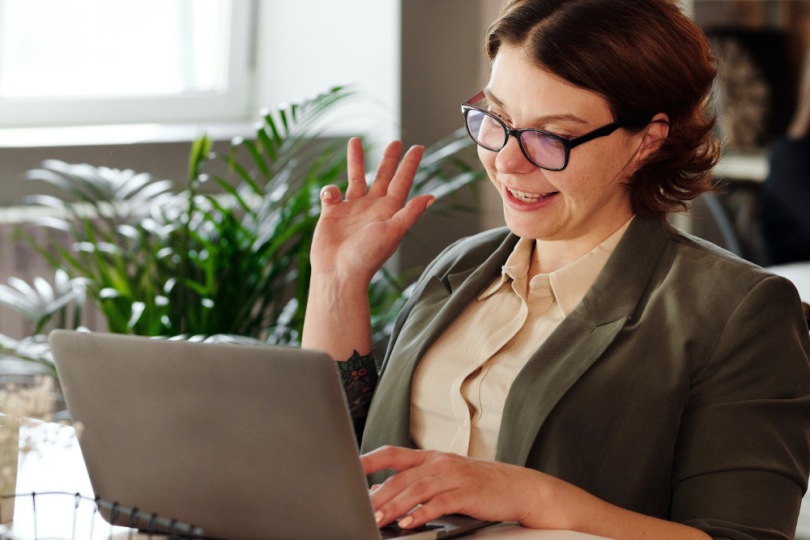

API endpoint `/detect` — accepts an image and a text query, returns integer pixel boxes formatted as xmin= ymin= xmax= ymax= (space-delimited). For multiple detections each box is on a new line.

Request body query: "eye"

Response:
xmin=523 ymin=131 xmax=566 ymax=153
xmin=539 ymin=127 xmax=573 ymax=140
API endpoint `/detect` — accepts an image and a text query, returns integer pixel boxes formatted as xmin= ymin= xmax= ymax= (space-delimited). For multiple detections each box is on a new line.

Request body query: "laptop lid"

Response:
xmin=50 ymin=330 xmax=383 ymax=540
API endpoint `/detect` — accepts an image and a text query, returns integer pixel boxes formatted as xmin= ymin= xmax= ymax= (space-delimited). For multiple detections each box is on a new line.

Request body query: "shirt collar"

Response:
xmin=477 ymin=217 xmax=634 ymax=315
xmin=478 ymin=237 xmax=533 ymax=299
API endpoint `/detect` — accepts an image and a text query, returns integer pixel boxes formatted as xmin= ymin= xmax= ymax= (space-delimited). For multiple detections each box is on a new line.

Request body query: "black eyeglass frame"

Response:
xmin=461 ymin=91 xmax=627 ymax=172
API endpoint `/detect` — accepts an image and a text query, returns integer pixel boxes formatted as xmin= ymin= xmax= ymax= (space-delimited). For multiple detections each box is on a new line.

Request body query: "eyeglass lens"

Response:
xmin=465 ymin=108 xmax=567 ymax=170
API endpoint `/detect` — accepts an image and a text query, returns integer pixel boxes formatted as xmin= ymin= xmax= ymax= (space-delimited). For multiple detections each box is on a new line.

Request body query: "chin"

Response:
xmin=503 ymin=214 xmax=546 ymax=240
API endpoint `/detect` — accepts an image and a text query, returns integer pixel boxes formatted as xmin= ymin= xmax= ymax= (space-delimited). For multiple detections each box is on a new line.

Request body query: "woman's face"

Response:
xmin=479 ymin=44 xmax=646 ymax=253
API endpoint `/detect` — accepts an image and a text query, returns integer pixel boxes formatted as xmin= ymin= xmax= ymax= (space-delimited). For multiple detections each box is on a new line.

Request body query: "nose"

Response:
xmin=495 ymin=134 xmax=536 ymax=174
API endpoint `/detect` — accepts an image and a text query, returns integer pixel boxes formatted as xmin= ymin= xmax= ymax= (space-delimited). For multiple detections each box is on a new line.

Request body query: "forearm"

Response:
xmin=527 ymin=471 xmax=711 ymax=540
xmin=301 ymin=271 xmax=373 ymax=361
xmin=364 ymin=448 xmax=713 ymax=538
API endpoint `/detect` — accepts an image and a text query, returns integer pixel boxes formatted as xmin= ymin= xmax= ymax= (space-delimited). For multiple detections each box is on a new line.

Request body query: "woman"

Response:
xmin=303 ymin=1 xmax=810 ymax=538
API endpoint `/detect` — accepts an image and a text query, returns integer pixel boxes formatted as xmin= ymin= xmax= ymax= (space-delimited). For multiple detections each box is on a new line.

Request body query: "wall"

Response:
xmin=252 ymin=0 xmax=401 ymax=147
xmin=0 ymin=0 xmax=402 ymax=207
xmin=397 ymin=0 xmax=504 ymax=273
xmin=0 ymin=0 xmax=505 ymax=337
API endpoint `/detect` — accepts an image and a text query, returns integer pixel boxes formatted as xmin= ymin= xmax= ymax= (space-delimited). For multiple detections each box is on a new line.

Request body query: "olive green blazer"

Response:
xmin=361 ymin=217 xmax=810 ymax=540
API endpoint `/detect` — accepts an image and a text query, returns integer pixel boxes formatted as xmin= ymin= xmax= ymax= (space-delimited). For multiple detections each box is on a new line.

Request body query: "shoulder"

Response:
xmin=617 ymin=218 xmax=807 ymax=357
xmin=666 ymin=225 xmax=792 ymax=296
xmin=672 ymin=226 xmax=806 ymax=332
xmin=596 ymin=217 xmax=799 ymax=323
xmin=654 ymin=224 xmax=809 ymax=365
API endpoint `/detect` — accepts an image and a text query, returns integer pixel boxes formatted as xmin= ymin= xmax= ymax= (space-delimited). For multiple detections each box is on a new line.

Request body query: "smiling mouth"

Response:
xmin=506 ymin=186 xmax=558 ymax=203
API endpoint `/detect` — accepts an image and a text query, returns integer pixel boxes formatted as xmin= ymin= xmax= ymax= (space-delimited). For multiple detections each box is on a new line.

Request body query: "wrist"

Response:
xmin=302 ymin=272 xmax=373 ymax=360
xmin=519 ymin=470 xmax=580 ymax=531
xmin=309 ymin=269 xmax=374 ymax=293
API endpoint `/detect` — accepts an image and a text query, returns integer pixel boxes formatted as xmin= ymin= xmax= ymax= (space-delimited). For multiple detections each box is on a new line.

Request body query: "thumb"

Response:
xmin=319 ymin=185 xmax=343 ymax=207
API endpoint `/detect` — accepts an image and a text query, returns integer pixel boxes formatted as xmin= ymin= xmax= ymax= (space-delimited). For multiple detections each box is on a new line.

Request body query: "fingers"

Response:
xmin=367 ymin=140 xmax=405 ymax=197
xmin=361 ymin=445 xmax=428 ymax=476
xmin=371 ymin=464 xmax=451 ymax=514
xmin=387 ymin=145 xmax=424 ymax=204
xmin=363 ymin=447 xmax=524 ymax=529
xmin=345 ymin=137 xmax=368 ymax=200
xmin=365 ymin=449 xmax=467 ymax=528
xmin=322 ymin=140 xmax=430 ymax=232
xmin=366 ymin=142 xmax=424 ymax=203
xmin=393 ymin=492 xmax=458 ymax=529
xmin=386 ymin=195 xmax=435 ymax=239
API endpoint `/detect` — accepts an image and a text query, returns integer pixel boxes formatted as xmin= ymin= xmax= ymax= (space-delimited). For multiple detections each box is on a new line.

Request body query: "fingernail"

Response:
xmin=426 ymin=197 xmax=436 ymax=208
xmin=374 ymin=511 xmax=383 ymax=524
xmin=321 ymin=189 xmax=333 ymax=201
xmin=398 ymin=516 xmax=414 ymax=528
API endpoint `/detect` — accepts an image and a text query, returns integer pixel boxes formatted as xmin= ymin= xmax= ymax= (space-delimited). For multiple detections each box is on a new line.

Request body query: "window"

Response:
xmin=0 ymin=0 xmax=253 ymax=127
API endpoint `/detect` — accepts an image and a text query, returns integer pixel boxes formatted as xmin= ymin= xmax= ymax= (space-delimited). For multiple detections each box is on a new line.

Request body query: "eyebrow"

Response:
xmin=483 ymin=88 xmax=590 ymax=126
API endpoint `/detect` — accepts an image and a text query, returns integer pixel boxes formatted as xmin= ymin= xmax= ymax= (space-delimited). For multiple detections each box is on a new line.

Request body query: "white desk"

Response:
xmin=1 ymin=422 xmax=150 ymax=539
xmin=0 ymin=423 xmax=608 ymax=540
xmin=767 ymin=262 xmax=810 ymax=303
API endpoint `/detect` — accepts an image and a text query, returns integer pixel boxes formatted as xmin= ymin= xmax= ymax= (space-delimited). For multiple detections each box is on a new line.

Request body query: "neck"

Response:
xmin=529 ymin=216 xmax=633 ymax=277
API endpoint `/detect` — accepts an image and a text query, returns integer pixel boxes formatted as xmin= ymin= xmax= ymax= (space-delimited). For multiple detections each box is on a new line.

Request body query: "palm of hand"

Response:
xmin=311 ymin=138 xmax=434 ymax=283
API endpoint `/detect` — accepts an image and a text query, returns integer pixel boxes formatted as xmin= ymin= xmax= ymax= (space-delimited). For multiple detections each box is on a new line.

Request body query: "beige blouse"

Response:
xmin=410 ymin=219 xmax=632 ymax=459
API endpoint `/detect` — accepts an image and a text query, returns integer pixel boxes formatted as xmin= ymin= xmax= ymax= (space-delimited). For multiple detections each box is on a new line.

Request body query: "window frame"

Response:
xmin=0 ymin=0 xmax=254 ymax=128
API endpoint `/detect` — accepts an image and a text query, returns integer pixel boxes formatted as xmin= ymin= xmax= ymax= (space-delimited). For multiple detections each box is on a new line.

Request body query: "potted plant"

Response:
xmin=0 ymin=86 xmax=484 ymax=372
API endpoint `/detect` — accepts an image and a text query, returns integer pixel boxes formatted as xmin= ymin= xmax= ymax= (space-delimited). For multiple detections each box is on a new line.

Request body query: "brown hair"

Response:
xmin=486 ymin=0 xmax=720 ymax=218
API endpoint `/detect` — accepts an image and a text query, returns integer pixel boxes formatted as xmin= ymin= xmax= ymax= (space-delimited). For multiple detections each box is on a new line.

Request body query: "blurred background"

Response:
xmin=0 ymin=2 xmax=808 ymax=535
xmin=0 ymin=0 xmax=809 ymax=327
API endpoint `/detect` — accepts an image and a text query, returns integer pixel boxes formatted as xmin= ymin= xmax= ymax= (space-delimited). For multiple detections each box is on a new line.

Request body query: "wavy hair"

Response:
xmin=487 ymin=0 xmax=721 ymax=218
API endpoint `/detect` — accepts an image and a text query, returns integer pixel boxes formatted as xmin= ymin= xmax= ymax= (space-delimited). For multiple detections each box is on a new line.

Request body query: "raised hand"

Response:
xmin=302 ymin=138 xmax=434 ymax=360
xmin=310 ymin=137 xmax=435 ymax=284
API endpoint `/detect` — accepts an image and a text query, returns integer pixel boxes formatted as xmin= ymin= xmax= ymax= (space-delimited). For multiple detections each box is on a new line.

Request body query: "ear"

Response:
xmin=636 ymin=112 xmax=670 ymax=161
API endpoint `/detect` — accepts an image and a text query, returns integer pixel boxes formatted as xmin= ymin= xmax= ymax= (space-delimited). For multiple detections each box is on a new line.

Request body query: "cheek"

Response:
xmin=560 ymin=158 xmax=632 ymax=207
xmin=566 ymin=141 xmax=633 ymax=186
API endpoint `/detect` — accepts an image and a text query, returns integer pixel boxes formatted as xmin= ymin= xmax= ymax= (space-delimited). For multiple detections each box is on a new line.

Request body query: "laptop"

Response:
xmin=49 ymin=330 xmax=493 ymax=540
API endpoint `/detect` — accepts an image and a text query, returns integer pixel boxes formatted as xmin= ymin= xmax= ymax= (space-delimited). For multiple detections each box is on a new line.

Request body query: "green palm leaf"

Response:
xmin=14 ymin=85 xmax=485 ymax=357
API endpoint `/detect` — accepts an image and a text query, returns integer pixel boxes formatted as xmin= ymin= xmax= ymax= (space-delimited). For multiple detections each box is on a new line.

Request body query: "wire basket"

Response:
xmin=0 ymin=492 xmax=203 ymax=540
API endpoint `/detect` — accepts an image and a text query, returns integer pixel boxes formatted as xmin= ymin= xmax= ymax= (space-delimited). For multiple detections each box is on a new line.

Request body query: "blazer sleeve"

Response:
xmin=670 ymin=275 xmax=810 ymax=540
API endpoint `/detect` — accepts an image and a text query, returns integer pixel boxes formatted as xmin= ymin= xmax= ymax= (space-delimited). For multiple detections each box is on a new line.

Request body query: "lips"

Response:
xmin=505 ymin=186 xmax=558 ymax=203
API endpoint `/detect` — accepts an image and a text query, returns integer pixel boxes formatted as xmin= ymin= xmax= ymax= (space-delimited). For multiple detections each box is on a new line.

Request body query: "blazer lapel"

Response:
xmin=364 ymin=218 xmax=674 ymax=460
xmin=496 ymin=217 xmax=674 ymax=465
xmin=363 ymin=232 xmax=519 ymax=451
xmin=494 ymin=311 xmax=627 ymax=465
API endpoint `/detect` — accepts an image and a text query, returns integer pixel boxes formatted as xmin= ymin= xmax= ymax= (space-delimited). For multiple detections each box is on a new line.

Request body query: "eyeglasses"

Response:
xmin=461 ymin=91 xmax=626 ymax=171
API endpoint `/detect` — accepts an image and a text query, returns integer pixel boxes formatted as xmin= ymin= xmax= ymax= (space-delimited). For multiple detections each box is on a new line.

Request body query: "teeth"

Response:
xmin=507 ymin=187 xmax=554 ymax=202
